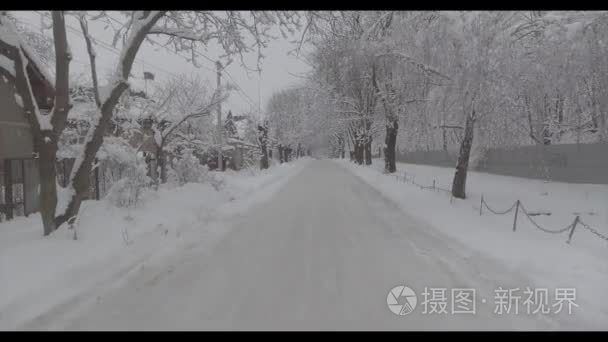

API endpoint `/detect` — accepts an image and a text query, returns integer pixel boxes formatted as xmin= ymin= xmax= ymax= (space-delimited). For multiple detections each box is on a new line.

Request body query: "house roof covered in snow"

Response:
xmin=0 ymin=16 xmax=55 ymax=107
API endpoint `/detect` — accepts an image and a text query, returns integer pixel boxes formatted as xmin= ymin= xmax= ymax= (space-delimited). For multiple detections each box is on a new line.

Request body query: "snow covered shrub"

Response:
xmin=169 ymin=148 xmax=225 ymax=190
xmin=171 ymin=148 xmax=205 ymax=185
xmin=207 ymin=171 xmax=226 ymax=191
xmin=241 ymin=162 xmax=262 ymax=177
xmin=105 ymin=155 xmax=151 ymax=208
xmin=93 ymin=137 xmax=154 ymax=208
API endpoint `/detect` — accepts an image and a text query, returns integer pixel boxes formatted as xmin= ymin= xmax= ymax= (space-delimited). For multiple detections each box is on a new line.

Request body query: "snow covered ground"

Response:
xmin=0 ymin=159 xmax=309 ymax=330
xmin=2 ymin=157 xmax=605 ymax=330
xmin=12 ymin=158 xmax=600 ymax=331
xmin=337 ymin=158 xmax=608 ymax=328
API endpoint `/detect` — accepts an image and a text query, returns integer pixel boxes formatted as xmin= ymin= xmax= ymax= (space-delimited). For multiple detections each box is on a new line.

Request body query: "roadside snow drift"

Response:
xmin=337 ymin=159 xmax=608 ymax=328
xmin=0 ymin=159 xmax=309 ymax=330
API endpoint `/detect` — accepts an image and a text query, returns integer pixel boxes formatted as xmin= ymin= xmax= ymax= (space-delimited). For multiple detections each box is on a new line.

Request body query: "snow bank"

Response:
xmin=336 ymin=159 xmax=608 ymax=328
xmin=0 ymin=158 xmax=309 ymax=330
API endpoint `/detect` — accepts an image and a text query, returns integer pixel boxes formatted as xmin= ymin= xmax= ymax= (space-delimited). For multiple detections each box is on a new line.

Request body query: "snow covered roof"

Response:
xmin=0 ymin=16 xmax=54 ymax=93
xmin=20 ymin=41 xmax=55 ymax=87
xmin=227 ymin=137 xmax=258 ymax=150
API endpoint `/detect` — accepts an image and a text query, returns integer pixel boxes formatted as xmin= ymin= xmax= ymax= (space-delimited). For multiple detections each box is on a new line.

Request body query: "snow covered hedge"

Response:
xmin=167 ymin=148 xmax=224 ymax=190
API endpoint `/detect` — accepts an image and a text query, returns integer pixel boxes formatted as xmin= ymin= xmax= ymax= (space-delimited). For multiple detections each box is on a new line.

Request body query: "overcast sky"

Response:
xmin=13 ymin=11 xmax=312 ymax=119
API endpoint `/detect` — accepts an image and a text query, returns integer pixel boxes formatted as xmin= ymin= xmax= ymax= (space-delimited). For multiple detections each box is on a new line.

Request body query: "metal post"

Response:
xmin=512 ymin=200 xmax=520 ymax=232
xmin=216 ymin=60 xmax=223 ymax=171
xmin=567 ymin=216 xmax=580 ymax=244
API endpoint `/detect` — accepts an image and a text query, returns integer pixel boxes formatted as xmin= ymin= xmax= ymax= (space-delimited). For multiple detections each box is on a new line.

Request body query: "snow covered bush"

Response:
xmin=171 ymin=149 xmax=204 ymax=185
xmin=92 ymin=137 xmax=153 ymax=209
xmin=105 ymin=154 xmax=152 ymax=209
xmin=168 ymin=149 xmax=225 ymax=190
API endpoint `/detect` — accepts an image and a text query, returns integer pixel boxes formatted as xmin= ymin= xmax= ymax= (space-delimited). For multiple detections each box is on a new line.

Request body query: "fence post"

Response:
xmin=479 ymin=195 xmax=483 ymax=216
xmin=567 ymin=216 xmax=580 ymax=244
xmin=512 ymin=200 xmax=520 ymax=232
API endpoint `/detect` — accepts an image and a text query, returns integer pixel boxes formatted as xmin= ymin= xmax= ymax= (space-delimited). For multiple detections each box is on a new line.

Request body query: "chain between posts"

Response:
xmin=391 ymin=170 xmax=606 ymax=246
xmin=578 ymin=219 xmax=608 ymax=242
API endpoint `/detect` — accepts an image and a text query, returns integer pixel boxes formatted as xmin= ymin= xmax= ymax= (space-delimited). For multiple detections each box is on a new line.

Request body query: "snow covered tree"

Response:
xmin=2 ymin=10 xmax=301 ymax=235
xmin=133 ymin=73 xmax=228 ymax=183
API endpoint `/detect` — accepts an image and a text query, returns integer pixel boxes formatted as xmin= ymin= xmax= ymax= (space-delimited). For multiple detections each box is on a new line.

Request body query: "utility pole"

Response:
xmin=216 ymin=60 xmax=223 ymax=171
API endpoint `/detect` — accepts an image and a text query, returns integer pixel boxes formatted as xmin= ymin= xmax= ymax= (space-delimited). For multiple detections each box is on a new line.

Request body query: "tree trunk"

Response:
xmin=364 ymin=137 xmax=372 ymax=165
xmin=278 ymin=144 xmax=284 ymax=163
xmin=55 ymin=82 xmax=129 ymax=227
xmin=258 ymin=124 xmax=269 ymax=170
xmin=55 ymin=12 xmax=164 ymax=228
xmin=353 ymin=131 xmax=363 ymax=165
xmin=9 ymin=13 xmax=67 ymax=234
xmin=357 ymin=143 xmax=364 ymax=164
xmin=38 ymin=141 xmax=60 ymax=234
xmin=354 ymin=140 xmax=362 ymax=164
xmin=384 ymin=119 xmax=398 ymax=173
xmin=364 ymin=119 xmax=372 ymax=165
xmin=157 ymin=146 xmax=167 ymax=184
xmin=260 ymin=145 xmax=269 ymax=169
xmin=452 ymin=110 xmax=476 ymax=199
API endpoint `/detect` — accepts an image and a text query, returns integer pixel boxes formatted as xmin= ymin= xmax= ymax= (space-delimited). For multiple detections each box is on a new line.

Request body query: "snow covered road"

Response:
xmin=21 ymin=159 xmax=595 ymax=330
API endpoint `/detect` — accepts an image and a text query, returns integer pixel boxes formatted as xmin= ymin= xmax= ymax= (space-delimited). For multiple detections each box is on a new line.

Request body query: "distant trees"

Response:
xmin=265 ymin=86 xmax=322 ymax=163
xmin=300 ymin=11 xmax=450 ymax=171
xmin=286 ymin=10 xmax=608 ymax=198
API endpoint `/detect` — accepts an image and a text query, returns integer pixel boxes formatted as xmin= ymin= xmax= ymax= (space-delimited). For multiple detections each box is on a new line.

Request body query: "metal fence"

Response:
xmin=396 ymin=142 xmax=608 ymax=184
